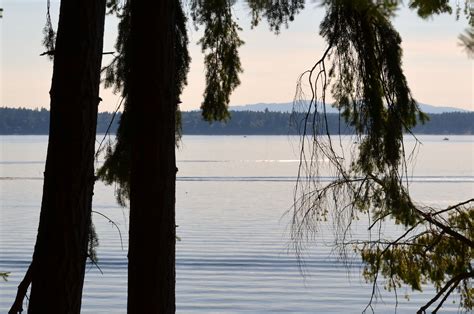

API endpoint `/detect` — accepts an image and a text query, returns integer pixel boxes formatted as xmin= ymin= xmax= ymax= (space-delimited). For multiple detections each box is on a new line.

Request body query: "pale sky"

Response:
xmin=1 ymin=0 xmax=473 ymax=112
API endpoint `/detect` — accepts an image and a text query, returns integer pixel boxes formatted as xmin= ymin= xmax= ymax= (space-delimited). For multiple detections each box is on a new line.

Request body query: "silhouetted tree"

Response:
xmin=9 ymin=0 xmax=107 ymax=312
xmin=125 ymin=1 xmax=180 ymax=311
xmin=99 ymin=0 xmax=190 ymax=311
xmin=290 ymin=1 xmax=473 ymax=312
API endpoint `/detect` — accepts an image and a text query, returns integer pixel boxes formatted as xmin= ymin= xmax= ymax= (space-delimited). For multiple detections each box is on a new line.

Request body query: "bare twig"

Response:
xmin=95 ymin=97 xmax=125 ymax=159
xmin=92 ymin=210 xmax=124 ymax=250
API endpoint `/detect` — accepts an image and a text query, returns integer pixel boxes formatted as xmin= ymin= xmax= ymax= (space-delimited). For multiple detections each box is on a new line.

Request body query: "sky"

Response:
xmin=1 ymin=0 xmax=473 ymax=112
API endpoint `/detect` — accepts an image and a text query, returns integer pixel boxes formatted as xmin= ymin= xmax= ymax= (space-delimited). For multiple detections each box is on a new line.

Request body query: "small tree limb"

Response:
xmin=415 ymin=207 xmax=474 ymax=248
xmin=431 ymin=198 xmax=474 ymax=217
xmin=9 ymin=263 xmax=33 ymax=314
xmin=40 ymin=50 xmax=114 ymax=56
xmin=416 ymin=272 xmax=473 ymax=314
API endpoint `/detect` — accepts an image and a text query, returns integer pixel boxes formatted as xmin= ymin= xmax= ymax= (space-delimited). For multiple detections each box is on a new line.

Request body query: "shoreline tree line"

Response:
xmin=1 ymin=107 xmax=473 ymax=135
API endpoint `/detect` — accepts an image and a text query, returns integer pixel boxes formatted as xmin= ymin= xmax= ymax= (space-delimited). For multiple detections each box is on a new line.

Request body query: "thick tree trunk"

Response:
xmin=26 ymin=0 xmax=106 ymax=313
xmin=127 ymin=1 xmax=177 ymax=313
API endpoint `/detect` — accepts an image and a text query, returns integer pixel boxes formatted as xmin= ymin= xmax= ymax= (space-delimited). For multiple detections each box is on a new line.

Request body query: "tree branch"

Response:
xmin=368 ymin=174 xmax=474 ymax=248
xmin=431 ymin=198 xmax=474 ymax=217
xmin=417 ymin=272 xmax=473 ymax=314
xmin=40 ymin=50 xmax=114 ymax=56
xmin=9 ymin=263 xmax=33 ymax=314
xmin=415 ymin=207 xmax=474 ymax=248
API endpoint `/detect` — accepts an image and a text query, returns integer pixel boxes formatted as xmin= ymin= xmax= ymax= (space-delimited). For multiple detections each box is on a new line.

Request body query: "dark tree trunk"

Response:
xmin=26 ymin=0 xmax=106 ymax=312
xmin=127 ymin=0 xmax=177 ymax=313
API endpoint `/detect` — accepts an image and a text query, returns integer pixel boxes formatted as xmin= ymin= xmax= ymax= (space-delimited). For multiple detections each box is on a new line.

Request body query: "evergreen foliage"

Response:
xmin=42 ymin=0 xmax=55 ymax=59
xmin=290 ymin=1 xmax=473 ymax=312
xmin=190 ymin=0 xmax=244 ymax=121
xmin=97 ymin=0 xmax=133 ymax=206
xmin=247 ymin=0 xmax=305 ymax=33
xmin=459 ymin=27 xmax=474 ymax=57
xmin=409 ymin=0 xmax=452 ymax=18
xmin=459 ymin=3 xmax=474 ymax=59
xmin=316 ymin=0 xmax=427 ymax=225
xmin=97 ymin=0 xmax=302 ymax=204
xmin=97 ymin=0 xmax=190 ymax=205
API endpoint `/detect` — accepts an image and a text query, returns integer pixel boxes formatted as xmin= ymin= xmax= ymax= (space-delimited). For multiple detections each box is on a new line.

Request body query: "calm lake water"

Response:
xmin=0 ymin=135 xmax=473 ymax=313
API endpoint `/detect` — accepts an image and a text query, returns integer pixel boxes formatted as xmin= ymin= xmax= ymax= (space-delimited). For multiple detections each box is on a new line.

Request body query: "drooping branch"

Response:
xmin=290 ymin=1 xmax=472 ymax=312
xmin=190 ymin=0 xmax=244 ymax=121
xmin=366 ymin=175 xmax=474 ymax=248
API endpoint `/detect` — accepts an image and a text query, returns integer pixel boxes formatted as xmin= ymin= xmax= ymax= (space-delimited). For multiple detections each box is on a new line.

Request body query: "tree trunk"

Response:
xmin=127 ymin=0 xmax=177 ymax=313
xmin=27 ymin=0 xmax=106 ymax=312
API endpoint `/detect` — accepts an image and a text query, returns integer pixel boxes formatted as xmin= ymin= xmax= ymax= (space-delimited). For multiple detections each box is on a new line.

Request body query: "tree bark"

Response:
xmin=127 ymin=0 xmax=177 ymax=313
xmin=26 ymin=0 xmax=106 ymax=312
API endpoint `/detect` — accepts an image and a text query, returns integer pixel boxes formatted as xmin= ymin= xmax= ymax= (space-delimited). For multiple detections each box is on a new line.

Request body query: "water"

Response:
xmin=0 ymin=135 xmax=473 ymax=313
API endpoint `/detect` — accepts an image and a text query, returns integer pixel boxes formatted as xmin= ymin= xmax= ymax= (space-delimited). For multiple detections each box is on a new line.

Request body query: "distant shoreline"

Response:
xmin=1 ymin=107 xmax=473 ymax=135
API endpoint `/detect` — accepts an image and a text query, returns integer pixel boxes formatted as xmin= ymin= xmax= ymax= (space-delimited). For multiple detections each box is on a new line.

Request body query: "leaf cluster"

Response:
xmin=361 ymin=205 xmax=474 ymax=311
xmin=246 ymin=0 xmax=305 ymax=33
xmin=409 ymin=0 xmax=452 ymax=18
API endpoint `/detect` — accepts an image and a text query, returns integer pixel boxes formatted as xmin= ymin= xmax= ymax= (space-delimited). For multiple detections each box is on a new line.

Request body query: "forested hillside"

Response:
xmin=1 ymin=107 xmax=472 ymax=135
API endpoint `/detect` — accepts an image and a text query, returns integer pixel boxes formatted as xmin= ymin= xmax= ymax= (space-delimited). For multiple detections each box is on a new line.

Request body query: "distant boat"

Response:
xmin=443 ymin=137 xmax=449 ymax=141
